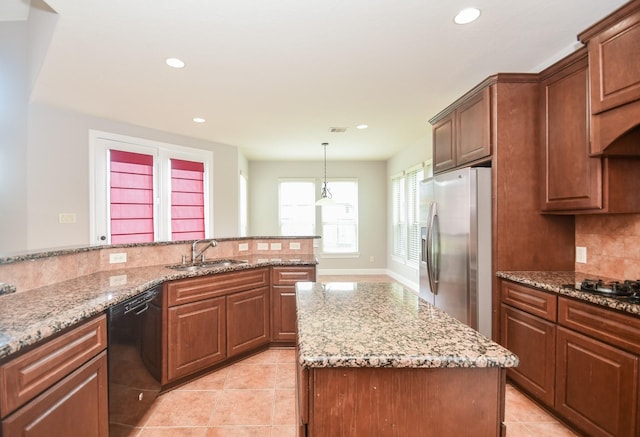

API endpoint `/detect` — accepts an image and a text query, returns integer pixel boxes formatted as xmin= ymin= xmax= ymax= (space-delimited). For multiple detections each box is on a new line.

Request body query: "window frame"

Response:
xmin=89 ymin=130 xmax=213 ymax=245
xmin=319 ymin=178 xmax=359 ymax=257
xmin=391 ymin=163 xmax=426 ymax=267
xmin=277 ymin=178 xmax=317 ymax=237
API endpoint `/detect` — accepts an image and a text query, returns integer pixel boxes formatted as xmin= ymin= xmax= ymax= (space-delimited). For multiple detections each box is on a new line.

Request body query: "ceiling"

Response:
xmin=10 ymin=0 xmax=630 ymax=160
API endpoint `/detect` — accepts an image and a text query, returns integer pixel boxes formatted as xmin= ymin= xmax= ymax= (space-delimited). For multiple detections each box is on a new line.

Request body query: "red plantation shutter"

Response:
xmin=110 ymin=150 xmax=154 ymax=244
xmin=171 ymin=159 xmax=205 ymax=241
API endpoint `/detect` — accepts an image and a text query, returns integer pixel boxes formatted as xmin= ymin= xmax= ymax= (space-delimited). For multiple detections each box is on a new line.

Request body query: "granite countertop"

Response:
xmin=0 ymin=255 xmax=317 ymax=360
xmin=497 ymin=271 xmax=640 ymax=316
xmin=295 ymin=281 xmax=518 ymax=369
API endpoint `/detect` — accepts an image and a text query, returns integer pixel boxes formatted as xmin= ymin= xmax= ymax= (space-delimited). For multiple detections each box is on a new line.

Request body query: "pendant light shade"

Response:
xmin=316 ymin=142 xmax=335 ymax=206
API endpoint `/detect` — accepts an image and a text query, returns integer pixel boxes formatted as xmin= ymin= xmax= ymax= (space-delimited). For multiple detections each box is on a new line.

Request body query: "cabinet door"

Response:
xmin=456 ymin=86 xmax=491 ymax=166
xmin=539 ymin=50 xmax=602 ymax=212
xmin=272 ymin=285 xmax=297 ymax=342
xmin=272 ymin=267 xmax=316 ymax=343
xmin=588 ymin=9 xmax=640 ymax=114
xmin=227 ymin=286 xmax=270 ymax=358
xmin=2 ymin=352 xmax=108 ymax=437
xmin=556 ymin=326 xmax=638 ymax=437
xmin=166 ymin=297 xmax=226 ymax=382
xmin=501 ymin=304 xmax=556 ymax=407
xmin=432 ymin=114 xmax=455 ymax=173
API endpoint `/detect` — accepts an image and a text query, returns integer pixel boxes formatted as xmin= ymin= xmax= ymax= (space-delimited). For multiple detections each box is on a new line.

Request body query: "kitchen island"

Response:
xmin=295 ymin=282 xmax=518 ymax=437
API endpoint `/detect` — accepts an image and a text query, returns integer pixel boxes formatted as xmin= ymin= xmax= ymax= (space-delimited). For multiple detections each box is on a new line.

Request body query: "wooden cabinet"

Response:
xmin=556 ymin=327 xmax=638 ymax=437
xmin=0 ymin=316 xmax=108 ymax=437
xmin=227 ymin=286 xmax=270 ymax=357
xmin=579 ymin=0 xmax=640 ymax=155
xmin=166 ymin=297 xmax=226 ymax=382
xmin=432 ymin=75 xmax=576 ymax=341
xmin=500 ymin=281 xmax=556 ymax=407
xmin=430 ymin=85 xmax=491 ymax=173
xmin=539 ymin=46 xmax=640 ymax=214
xmin=501 ymin=280 xmax=640 ymax=436
xmin=272 ymin=266 xmax=316 ymax=343
xmin=163 ymin=267 xmax=271 ymax=383
xmin=539 ymin=49 xmax=602 ymax=212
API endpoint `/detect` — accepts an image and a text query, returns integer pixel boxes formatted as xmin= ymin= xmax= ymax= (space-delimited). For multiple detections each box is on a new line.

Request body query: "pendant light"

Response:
xmin=316 ymin=142 xmax=335 ymax=206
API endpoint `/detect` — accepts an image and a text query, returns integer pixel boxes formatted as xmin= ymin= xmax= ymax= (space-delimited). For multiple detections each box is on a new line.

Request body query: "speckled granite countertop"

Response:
xmin=295 ymin=282 xmax=518 ymax=369
xmin=0 ymin=255 xmax=316 ymax=361
xmin=497 ymin=271 xmax=640 ymax=317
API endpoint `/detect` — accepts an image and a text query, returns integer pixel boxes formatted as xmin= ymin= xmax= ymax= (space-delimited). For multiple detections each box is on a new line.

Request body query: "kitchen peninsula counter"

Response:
xmin=294 ymin=282 xmax=518 ymax=436
xmin=0 ymin=255 xmax=316 ymax=360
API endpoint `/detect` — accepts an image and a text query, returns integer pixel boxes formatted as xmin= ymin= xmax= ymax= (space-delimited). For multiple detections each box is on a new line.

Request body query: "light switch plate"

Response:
xmin=270 ymin=243 xmax=282 ymax=250
xmin=289 ymin=242 xmax=301 ymax=250
xmin=58 ymin=213 xmax=77 ymax=224
xmin=257 ymin=243 xmax=269 ymax=250
xmin=575 ymin=246 xmax=587 ymax=264
xmin=238 ymin=243 xmax=249 ymax=251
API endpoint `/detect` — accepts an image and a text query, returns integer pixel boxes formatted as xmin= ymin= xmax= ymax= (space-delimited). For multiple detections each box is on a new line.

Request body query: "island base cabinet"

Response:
xmin=2 ymin=351 xmax=108 ymax=437
xmin=555 ymin=326 xmax=638 ymax=437
xmin=299 ymin=367 xmax=506 ymax=436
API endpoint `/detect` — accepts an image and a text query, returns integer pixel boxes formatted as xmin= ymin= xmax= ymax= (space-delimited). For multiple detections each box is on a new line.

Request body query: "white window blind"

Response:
xmin=392 ymin=165 xmax=423 ymax=264
xmin=278 ymin=180 xmax=316 ymax=236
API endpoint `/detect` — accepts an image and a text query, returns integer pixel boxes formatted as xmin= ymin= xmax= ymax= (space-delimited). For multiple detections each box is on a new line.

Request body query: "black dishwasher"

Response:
xmin=107 ymin=285 xmax=162 ymax=435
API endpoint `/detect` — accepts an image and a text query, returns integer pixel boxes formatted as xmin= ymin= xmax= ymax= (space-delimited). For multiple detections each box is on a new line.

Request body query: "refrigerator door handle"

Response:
xmin=426 ymin=202 xmax=439 ymax=295
xmin=432 ymin=210 xmax=440 ymax=293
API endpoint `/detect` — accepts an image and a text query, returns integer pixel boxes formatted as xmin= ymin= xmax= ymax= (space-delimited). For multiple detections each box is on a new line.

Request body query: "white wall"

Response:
xmin=24 ymin=103 xmax=241 ymax=250
xmin=0 ymin=22 xmax=29 ymax=253
xmin=248 ymin=160 xmax=387 ymax=272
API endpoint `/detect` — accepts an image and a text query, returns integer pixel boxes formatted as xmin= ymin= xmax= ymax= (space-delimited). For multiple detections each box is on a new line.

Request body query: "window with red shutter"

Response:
xmin=109 ymin=150 xmax=155 ymax=244
xmin=171 ymin=158 xmax=205 ymax=241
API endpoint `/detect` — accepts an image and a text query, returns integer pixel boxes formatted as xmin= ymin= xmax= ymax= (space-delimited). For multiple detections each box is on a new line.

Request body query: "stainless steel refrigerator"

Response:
xmin=419 ymin=167 xmax=492 ymax=338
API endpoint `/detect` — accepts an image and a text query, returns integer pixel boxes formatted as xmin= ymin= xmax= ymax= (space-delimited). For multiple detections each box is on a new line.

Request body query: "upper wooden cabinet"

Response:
xmin=579 ymin=0 xmax=640 ymax=154
xmin=539 ymin=46 xmax=640 ymax=214
xmin=539 ymin=49 xmax=603 ymax=212
xmin=430 ymin=84 xmax=492 ymax=173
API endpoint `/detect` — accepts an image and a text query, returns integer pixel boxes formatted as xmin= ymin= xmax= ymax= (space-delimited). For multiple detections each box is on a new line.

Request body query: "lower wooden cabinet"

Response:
xmin=272 ymin=267 xmax=316 ymax=343
xmin=2 ymin=352 xmax=108 ymax=437
xmin=501 ymin=304 xmax=556 ymax=407
xmin=166 ymin=297 xmax=226 ymax=382
xmin=556 ymin=326 xmax=638 ymax=437
xmin=227 ymin=286 xmax=270 ymax=358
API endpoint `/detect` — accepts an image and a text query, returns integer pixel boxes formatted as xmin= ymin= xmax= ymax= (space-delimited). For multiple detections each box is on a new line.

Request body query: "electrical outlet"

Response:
xmin=270 ymin=243 xmax=282 ymax=250
xmin=58 ymin=213 xmax=77 ymax=224
xmin=109 ymin=252 xmax=127 ymax=264
xmin=576 ymin=246 xmax=587 ymax=264
xmin=289 ymin=242 xmax=301 ymax=250
xmin=257 ymin=243 xmax=269 ymax=251
xmin=238 ymin=243 xmax=249 ymax=251
xmin=370 ymin=256 xmax=374 ymax=263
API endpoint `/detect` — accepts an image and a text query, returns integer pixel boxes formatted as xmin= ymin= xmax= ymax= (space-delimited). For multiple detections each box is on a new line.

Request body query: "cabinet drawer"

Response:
xmin=501 ymin=280 xmax=557 ymax=321
xmin=0 ymin=315 xmax=107 ymax=418
xmin=272 ymin=267 xmax=316 ymax=285
xmin=166 ymin=267 xmax=269 ymax=306
xmin=558 ymin=297 xmax=640 ymax=355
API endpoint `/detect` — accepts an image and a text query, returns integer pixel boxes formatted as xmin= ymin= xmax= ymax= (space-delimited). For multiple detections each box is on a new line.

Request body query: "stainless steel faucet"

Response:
xmin=192 ymin=239 xmax=217 ymax=263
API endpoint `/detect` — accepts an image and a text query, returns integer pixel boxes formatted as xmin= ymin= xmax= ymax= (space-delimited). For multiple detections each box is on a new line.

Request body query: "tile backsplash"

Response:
xmin=575 ymin=214 xmax=640 ymax=279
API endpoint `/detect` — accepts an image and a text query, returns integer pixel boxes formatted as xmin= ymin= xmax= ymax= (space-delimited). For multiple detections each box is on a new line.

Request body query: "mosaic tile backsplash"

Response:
xmin=575 ymin=214 xmax=640 ymax=279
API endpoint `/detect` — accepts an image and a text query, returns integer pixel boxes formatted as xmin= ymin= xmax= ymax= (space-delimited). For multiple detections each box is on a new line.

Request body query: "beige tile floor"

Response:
xmin=116 ymin=275 xmax=578 ymax=436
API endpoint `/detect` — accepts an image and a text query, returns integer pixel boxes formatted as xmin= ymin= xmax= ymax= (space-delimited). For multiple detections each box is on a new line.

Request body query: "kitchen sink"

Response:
xmin=167 ymin=259 xmax=248 ymax=271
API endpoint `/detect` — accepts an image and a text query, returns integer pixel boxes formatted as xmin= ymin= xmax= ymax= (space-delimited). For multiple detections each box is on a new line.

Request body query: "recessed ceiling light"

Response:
xmin=356 ymin=124 xmax=369 ymax=130
xmin=193 ymin=117 xmax=206 ymax=123
xmin=165 ymin=57 xmax=185 ymax=68
xmin=454 ymin=8 xmax=481 ymax=25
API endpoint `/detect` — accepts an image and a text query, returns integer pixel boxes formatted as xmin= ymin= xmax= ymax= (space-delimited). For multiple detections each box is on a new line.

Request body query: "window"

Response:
xmin=320 ymin=180 xmax=358 ymax=254
xmin=109 ymin=150 xmax=155 ymax=244
xmin=392 ymin=165 xmax=424 ymax=265
xmin=239 ymin=172 xmax=248 ymax=237
xmin=90 ymin=130 xmax=213 ymax=244
xmin=278 ymin=180 xmax=316 ymax=236
xmin=170 ymin=158 xmax=205 ymax=241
